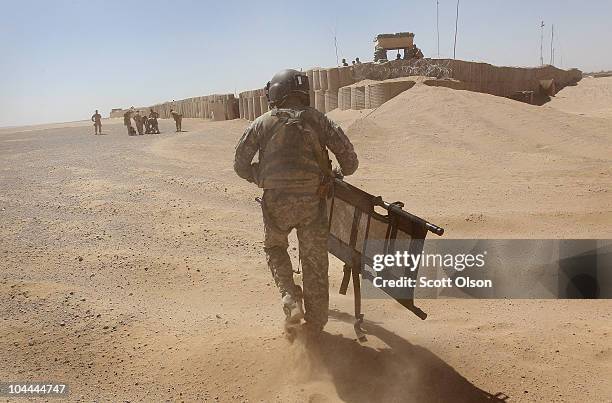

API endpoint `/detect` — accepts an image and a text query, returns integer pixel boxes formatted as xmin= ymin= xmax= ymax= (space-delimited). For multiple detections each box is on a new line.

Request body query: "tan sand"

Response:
xmin=335 ymin=82 xmax=611 ymax=238
xmin=0 ymin=78 xmax=610 ymax=402
xmin=0 ymin=118 xmax=125 ymax=134
xmin=546 ymin=76 xmax=612 ymax=120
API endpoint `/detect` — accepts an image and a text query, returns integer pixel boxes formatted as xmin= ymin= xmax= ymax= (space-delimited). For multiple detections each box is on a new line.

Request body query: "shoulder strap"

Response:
xmin=300 ymin=114 xmax=333 ymax=178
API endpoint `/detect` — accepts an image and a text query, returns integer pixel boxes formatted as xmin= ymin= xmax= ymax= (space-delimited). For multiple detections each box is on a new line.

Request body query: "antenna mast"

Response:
xmin=333 ymin=26 xmax=339 ymax=67
xmin=436 ymin=0 xmax=440 ymax=57
xmin=550 ymin=24 xmax=555 ymax=65
xmin=453 ymin=0 xmax=459 ymax=59
xmin=540 ymin=20 xmax=545 ymax=66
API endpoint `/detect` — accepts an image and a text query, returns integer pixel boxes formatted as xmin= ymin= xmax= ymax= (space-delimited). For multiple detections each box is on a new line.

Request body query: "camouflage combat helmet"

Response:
xmin=265 ymin=69 xmax=309 ymax=108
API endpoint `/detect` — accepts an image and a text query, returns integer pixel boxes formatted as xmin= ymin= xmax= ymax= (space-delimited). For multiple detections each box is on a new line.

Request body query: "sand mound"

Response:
xmin=337 ymin=84 xmax=611 ymax=238
xmin=325 ymin=108 xmax=373 ymax=129
xmin=367 ymin=84 xmax=610 ymax=159
xmin=546 ymin=76 xmax=612 ymax=119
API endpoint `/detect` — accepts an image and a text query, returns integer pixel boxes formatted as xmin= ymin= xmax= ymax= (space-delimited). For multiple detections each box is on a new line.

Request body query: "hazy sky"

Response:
xmin=1 ymin=0 xmax=610 ymax=127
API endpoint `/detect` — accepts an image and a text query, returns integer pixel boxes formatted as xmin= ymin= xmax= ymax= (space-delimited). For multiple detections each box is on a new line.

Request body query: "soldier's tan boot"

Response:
xmin=282 ymin=294 xmax=303 ymax=342
xmin=282 ymin=293 xmax=304 ymax=325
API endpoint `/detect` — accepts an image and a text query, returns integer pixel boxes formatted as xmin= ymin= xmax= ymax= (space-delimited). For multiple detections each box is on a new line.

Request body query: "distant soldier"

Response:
xmin=134 ymin=111 xmax=144 ymax=135
xmin=341 ymin=58 xmax=349 ymax=67
xmin=91 ymin=110 xmax=102 ymax=135
xmin=396 ymin=52 xmax=402 ymax=60
xmin=170 ymin=109 xmax=182 ymax=132
xmin=123 ymin=109 xmax=135 ymax=136
xmin=351 ymin=60 xmax=356 ymax=65
xmin=149 ymin=108 xmax=160 ymax=134
xmin=355 ymin=57 xmax=361 ymax=64
xmin=143 ymin=115 xmax=151 ymax=134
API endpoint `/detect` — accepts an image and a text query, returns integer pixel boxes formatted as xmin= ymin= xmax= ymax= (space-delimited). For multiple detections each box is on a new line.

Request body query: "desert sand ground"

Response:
xmin=0 ymin=77 xmax=611 ymax=402
xmin=545 ymin=76 xmax=612 ymax=120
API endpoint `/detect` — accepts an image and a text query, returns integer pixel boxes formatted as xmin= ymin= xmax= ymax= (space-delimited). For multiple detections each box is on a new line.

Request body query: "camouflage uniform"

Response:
xmin=91 ymin=112 xmax=102 ymax=134
xmin=123 ymin=111 xmax=134 ymax=135
xmin=234 ymin=106 xmax=358 ymax=331
xmin=171 ymin=111 xmax=182 ymax=132
xmin=134 ymin=112 xmax=144 ymax=135
xmin=149 ymin=110 xmax=160 ymax=134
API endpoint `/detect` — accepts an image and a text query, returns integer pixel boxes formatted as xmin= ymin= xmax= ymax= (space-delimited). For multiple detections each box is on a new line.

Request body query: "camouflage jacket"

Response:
xmin=234 ymin=106 xmax=358 ymax=189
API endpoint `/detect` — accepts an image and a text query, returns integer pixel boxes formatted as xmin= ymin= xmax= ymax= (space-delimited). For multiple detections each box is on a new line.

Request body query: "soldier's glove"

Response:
xmin=332 ymin=166 xmax=344 ymax=179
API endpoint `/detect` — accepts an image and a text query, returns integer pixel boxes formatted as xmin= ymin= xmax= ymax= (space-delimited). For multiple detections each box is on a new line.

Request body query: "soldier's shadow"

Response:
xmin=311 ymin=309 xmax=508 ymax=403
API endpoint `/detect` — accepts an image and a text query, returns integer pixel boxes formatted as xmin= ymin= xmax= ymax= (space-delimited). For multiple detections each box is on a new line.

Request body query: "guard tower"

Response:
xmin=373 ymin=32 xmax=423 ymax=62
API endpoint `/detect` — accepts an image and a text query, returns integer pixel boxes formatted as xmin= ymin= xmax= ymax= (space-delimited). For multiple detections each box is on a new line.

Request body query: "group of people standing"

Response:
xmin=341 ymin=57 xmax=362 ymax=66
xmin=91 ymin=106 xmax=183 ymax=136
xmin=123 ymin=107 xmax=160 ymax=136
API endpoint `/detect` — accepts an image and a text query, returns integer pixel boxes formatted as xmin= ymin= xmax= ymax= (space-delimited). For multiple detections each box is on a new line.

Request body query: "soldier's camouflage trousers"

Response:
xmin=150 ymin=119 xmax=159 ymax=133
xmin=262 ymin=188 xmax=329 ymax=330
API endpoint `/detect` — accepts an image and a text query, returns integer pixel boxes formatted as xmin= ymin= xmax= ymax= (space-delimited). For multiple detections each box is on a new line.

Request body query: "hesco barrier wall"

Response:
xmin=109 ymin=94 xmax=239 ymax=121
xmin=238 ymin=89 xmax=266 ymax=121
xmin=366 ymin=78 xmax=416 ymax=108
xmin=338 ymin=87 xmax=352 ymax=110
xmin=110 ymin=59 xmax=581 ymax=120
xmin=351 ymin=59 xmax=582 ymax=99
xmin=350 ymin=84 xmax=366 ymax=110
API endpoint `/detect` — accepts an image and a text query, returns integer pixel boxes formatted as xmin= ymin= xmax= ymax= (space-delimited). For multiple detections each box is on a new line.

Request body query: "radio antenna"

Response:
xmin=453 ymin=0 xmax=460 ymax=59
xmin=550 ymin=24 xmax=555 ymax=65
xmin=540 ymin=20 xmax=545 ymax=66
xmin=436 ymin=0 xmax=440 ymax=57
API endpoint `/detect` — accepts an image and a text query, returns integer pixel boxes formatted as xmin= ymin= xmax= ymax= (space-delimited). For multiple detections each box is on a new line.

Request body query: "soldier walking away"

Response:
xmin=234 ymin=69 xmax=358 ymax=340
xmin=134 ymin=111 xmax=144 ymax=135
xmin=91 ymin=110 xmax=102 ymax=135
xmin=341 ymin=58 xmax=349 ymax=67
xmin=148 ymin=108 xmax=160 ymax=134
xmin=170 ymin=108 xmax=182 ymax=132
xmin=124 ymin=108 xmax=136 ymax=136
xmin=355 ymin=57 xmax=361 ymax=64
